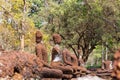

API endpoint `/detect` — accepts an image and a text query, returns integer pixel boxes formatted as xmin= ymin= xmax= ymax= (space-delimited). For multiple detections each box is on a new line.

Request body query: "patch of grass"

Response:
xmin=86 ymin=65 xmax=101 ymax=69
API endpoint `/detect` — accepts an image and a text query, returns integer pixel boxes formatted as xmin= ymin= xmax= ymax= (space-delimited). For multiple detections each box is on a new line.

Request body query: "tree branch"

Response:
xmin=76 ymin=30 xmax=85 ymax=49
xmin=68 ymin=44 xmax=78 ymax=59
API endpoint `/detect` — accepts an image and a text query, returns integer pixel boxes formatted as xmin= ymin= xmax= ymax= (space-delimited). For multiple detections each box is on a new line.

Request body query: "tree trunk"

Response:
xmin=20 ymin=0 xmax=26 ymax=51
xmin=20 ymin=35 xmax=24 ymax=51
xmin=82 ymin=47 xmax=95 ymax=62
xmin=82 ymin=54 xmax=89 ymax=62
xmin=82 ymin=49 xmax=90 ymax=62
xmin=105 ymin=46 xmax=108 ymax=61
xmin=102 ymin=44 xmax=104 ymax=62
xmin=44 ymin=0 xmax=48 ymax=8
xmin=105 ymin=42 xmax=108 ymax=60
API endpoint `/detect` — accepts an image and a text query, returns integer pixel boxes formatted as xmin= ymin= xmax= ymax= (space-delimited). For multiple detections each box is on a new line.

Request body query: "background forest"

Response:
xmin=0 ymin=0 xmax=120 ymax=66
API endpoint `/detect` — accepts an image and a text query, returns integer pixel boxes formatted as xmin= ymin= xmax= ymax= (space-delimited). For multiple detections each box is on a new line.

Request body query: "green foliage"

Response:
xmin=0 ymin=0 xmax=120 ymax=62
xmin=43 ymin=0 xmax=120 ymax=61
xmin=0 ymin=0 xmax=36 ymax=52
xmin=28 ymin=0 xmax=46 ymax=29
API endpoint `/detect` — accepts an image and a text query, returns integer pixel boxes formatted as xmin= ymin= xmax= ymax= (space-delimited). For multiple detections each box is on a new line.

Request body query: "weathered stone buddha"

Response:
xmin=102 ymin=60 xmax=113 ymax=71
xmin=35 ymin=30 xmax=48 ymax=63
xmin=62 ymin=48 xmax=78 ymax=66
xmin=51 ymin=33 xmax=73 ymax=79
xmin=112 ymin=49 xmax=120 ymax=80
xmin=51 ymin=33 xmax=65 ymax=66
xmin=62 ymin=48 xmax=89 ymax=76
